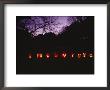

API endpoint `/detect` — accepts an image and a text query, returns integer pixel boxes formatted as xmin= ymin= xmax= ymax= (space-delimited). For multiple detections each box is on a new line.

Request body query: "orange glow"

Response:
xmin=54 ymin=53 xmax=58 ymax=58
xmin=71 ymin=53 xmax=74 ymax=58
xmin=46 ymin=53 xmax=50 ymax=59
xmin=82 ymin=53 xmax=86 ymax=58
xmin=27 ymin=51 xmax=94 ymax=60
xmin=78 ymin=53 xmax=81 ymax=59
xmin=61 ymin=53 xmax=67 ymax=58
xmin=89 ymin=53 xmax=93 ymax=58
xmin=28 ymin=54 xmax=32 ymax=59
xmin=37 ymin=53 xmax=42 ymax=59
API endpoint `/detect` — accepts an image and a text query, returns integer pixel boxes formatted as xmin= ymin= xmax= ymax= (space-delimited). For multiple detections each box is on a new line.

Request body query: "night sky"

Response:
xmin=16 ymin=16 xmax=94 ymax=74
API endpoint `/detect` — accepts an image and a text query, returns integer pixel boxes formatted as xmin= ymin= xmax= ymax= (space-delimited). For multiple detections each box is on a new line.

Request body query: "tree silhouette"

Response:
xmin=18 ymin=16 xmax=87 ymax=37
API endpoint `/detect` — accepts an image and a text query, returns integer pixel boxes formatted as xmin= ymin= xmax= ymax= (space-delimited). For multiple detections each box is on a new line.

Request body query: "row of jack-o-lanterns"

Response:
xmin=28 ymin=52 xmax=94 ymax=59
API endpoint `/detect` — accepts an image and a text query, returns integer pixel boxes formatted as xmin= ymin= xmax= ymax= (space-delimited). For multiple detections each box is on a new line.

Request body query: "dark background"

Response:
xmin=16 ymin=16 xmax=94 ymax=74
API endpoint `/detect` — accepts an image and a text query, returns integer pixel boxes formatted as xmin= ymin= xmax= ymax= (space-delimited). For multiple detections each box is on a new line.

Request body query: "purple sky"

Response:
xmin=20 ymin=16 xmax=87 ymax=37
